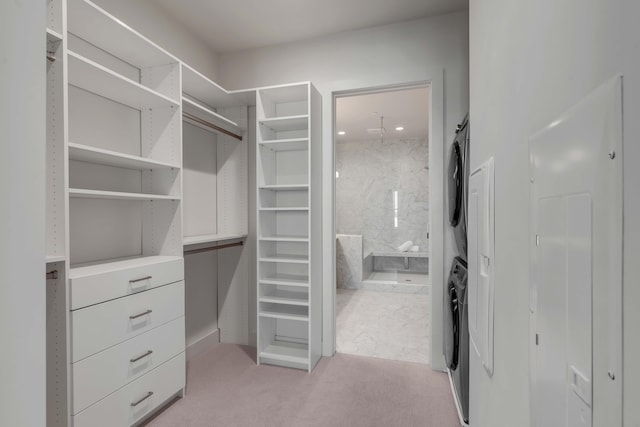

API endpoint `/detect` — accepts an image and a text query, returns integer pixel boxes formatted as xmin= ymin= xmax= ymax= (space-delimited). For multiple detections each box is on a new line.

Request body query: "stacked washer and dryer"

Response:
xmin=444 ymin=114 xmax=470 ymax=425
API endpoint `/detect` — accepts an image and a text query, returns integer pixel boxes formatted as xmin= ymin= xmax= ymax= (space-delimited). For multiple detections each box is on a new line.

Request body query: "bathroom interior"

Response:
xmin=335 ymin=86 xmax=431 ymax=364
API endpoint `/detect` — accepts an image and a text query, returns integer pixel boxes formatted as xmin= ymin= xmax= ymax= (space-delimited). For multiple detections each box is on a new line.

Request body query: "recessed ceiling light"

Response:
xmin=395 ymin=126 xmax=404 ymax=131
xmin=338 ymin=131 xmax=346 ymax=135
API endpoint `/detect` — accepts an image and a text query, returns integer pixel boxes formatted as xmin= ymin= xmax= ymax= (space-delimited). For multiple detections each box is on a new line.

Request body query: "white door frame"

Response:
xmin=321 ymin=69 xmax=447 ymax=371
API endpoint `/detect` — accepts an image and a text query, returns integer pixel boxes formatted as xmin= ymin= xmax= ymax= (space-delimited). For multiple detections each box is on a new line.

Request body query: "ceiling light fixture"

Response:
xmin=396 ymin=126 xmax=404 ymax=131
xmin=338 ymin=131 xmax=346 ymax=135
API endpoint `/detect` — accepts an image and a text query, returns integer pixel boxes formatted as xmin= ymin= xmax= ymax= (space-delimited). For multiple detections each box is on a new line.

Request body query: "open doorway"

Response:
xmin=334 ymin=86 xmax=431 ymax=363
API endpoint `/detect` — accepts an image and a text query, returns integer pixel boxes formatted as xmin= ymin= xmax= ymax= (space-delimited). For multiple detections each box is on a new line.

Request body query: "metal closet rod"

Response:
xmin=46 ymin=270 xmax=58 ymax=280
xmin=184 ymin=240 xmax=243 ymax=255
xmin=182 ymin=112 xmax=243 ymax=141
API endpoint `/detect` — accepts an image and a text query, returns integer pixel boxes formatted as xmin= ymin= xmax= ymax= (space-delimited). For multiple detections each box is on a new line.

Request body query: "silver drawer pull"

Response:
xmin=129 ymin=309 xmax=152 ymax=320
xmin=129 ymin=275 xmax=152 ymax=284
xmin=130 ymin=350 xmax=153 ymax=363
xmin=130 ymin=391 xmax=153 ymax=407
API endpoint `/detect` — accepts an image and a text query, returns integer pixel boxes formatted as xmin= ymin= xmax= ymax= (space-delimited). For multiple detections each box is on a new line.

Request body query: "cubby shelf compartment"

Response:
xmin=259 ymin=207 xmax=308 ymax=212
xmin=259 ymin=305 xmax=309 ymax=321
xmin=259 ymin=184 xmax=309 ymax=191
xmin=183 ymin=234 xmax=247 ymax=246
xmin=259 ymin=236 xmax=309 ymax=242
xmin=69 ymin=189 xmax=180 ymax=201
xmin=259 ymin=274 xmax=309 ymax=288
xmin=260 ymin=290 xmax=309 ymax=306
xmin=259 ymin=342 xmax=309 ymax=365
xmin=68 ymin=0 xmax=178 ymax=69
xmin=69 ymin=142 xmax=179 ymax=170
xmin=259 ymin=115 xmax=309 ymax=133
xmin=67 ymin=51 xmax=179 ymax=109
xmin=47 ymin=28 xmax=63 ymax=43
xmin=258 ymin=138 xmax=308 ymax=152
xmin=182 ymin=97 xmax=242 ymax=139
xmin=259 ymin=255 xmax=309 ymax=264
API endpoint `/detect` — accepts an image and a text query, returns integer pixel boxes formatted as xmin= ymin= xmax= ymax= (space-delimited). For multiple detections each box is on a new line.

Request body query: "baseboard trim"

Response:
xmin=186 ymin=329 xmax=220 ymax=363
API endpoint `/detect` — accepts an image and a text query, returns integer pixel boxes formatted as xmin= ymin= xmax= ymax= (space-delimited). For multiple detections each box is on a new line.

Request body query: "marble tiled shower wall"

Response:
xmin=336 ymin=137 xmax=429 ymax=254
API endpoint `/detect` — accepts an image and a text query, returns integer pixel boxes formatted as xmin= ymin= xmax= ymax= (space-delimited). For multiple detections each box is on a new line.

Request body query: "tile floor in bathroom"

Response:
xmin=336 ymin=286 xmax=430 ymax=364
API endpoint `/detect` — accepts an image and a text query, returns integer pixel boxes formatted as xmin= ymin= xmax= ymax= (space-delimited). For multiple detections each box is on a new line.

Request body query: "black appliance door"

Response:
xmin=444 ymin=278 xmax=459 ymax=370
xmin=448 ymin=141 xmax=463 ymax=227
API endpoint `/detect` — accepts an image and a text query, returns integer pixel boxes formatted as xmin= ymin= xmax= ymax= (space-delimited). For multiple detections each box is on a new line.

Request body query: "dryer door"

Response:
xmin=448 ymin=141 xmax=463 ymax=227
xmin=444 ymin=276 xmax=459 ymax=370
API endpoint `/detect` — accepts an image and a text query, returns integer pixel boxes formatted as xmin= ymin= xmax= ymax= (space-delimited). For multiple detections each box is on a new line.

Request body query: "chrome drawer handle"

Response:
xmin=129 ymin=309 xmax=152 ymax=320
xmin=130 ymin=391 xmax=153 ymax=407
xmin=129 ymin=275 xmax=152 ymax=284
xmin=130 ymin=350 xmax=153 ymax=363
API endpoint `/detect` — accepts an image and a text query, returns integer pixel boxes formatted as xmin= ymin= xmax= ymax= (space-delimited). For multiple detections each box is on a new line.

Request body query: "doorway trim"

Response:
xmin=321 ymin=69 xmax=446 ymax=371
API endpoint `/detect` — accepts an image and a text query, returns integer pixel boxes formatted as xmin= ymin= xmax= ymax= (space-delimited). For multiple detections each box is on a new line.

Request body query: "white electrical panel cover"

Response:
xmin=468 ymin=157 xmax=495 ymax=376
xmin=529 ymin=76 xmax=623 ymax=427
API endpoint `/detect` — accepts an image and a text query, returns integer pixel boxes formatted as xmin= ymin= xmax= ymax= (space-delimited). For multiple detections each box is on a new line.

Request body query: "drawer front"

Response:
xmin=70 ymin=257 xmax=184 ymax=310
xmin=73 ymin=352 xmax=185 ymax=427
xmin=72 ymin=316 xmax=185 ymax=414
xmin=71 ymin=281 xmax=184 ymax=362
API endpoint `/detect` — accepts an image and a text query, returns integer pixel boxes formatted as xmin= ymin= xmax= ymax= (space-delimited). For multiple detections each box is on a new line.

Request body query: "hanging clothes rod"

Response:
xmin=46 ymin=270 xmax=59 ymax=280
xmin=182 ymin=111 xmax=243 ymax=141
xmin=184 ymin=240 xmax=244 ymax=255
xmin=47 ymin=51 xmax=56 ymax=62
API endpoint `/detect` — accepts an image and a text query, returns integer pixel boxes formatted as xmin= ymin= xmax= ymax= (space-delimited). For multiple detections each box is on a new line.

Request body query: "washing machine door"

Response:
xmin=444 ymin=276 xmax=459 ymax=370
xmin=448 ymin=141 xmax=463 ymax=227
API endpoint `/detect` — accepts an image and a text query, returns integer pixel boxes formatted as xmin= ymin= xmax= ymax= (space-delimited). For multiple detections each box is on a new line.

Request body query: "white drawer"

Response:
xmin=71 ymin=281 xmax=184 ymax=362
xmin=70 ymin=256 xmax=184 ymax=310
xmin=72 ymin=316 xmax=185 ymax=414
xmin=73 ymin=352 xmax=185 ymax=427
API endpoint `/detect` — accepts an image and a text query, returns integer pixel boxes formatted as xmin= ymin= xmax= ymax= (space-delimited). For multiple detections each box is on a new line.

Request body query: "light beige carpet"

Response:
xmin=145 ymin=343 xmax=460 ymax=427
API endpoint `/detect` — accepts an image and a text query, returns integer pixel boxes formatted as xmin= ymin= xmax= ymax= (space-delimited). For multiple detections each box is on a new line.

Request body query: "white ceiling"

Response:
xmin=336 ymin=87 xmax=429 ymax=142
xmin=154 ymin=0 xmax=468 ymax=53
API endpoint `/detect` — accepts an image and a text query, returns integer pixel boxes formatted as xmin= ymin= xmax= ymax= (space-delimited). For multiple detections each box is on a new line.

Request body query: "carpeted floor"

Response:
xmin=145 ymin=344 xmax=460 ymax=427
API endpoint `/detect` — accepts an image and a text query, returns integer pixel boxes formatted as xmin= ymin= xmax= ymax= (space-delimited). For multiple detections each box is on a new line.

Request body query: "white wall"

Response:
xmin=0 ymin=2 xmax=46 ymax=425
xmin=336 ymin=137 xmax=430 ymax=254
xmin=218 ymin=12 xmax=469 ymax=369
xmin=91 ymin=0 xmax=219 ymax=80
xmin=469 ymin=1 xmax=640 ymax=425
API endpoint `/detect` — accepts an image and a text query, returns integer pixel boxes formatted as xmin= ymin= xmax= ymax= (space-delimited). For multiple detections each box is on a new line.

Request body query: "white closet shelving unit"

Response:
xmin=46 ymin=0 xmax=188 ymax=425
xmin=256 ymin=82 xmax=322 ymax=372
xmin=181 ymin=63 xmax=248 ymax=247
xmin=44 ymin=1 xmax=321 ymax=424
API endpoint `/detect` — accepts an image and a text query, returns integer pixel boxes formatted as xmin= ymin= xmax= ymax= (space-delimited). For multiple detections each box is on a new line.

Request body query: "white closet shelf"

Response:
xmin=260 ymin=290 xmax=309 ymax=306
xmin=183 ymin=233 xmax=247 ymax=246
xmin=182 ymin=97 xmax=242 ymax=138
xmin=182 ymin=64 xmax=241 ymax=109
xmin=70 ymin=255 xmax=182 ymax=277
xmin=260 ymin=236 xmax=309 ymax=243
xmin=259 ymin=184 xmax=309 ymax=191
xmin=69 ymin=143 xmax=180 ymax=171
xmin=47 ymin=28 xmax=63 ymax=43
xmin=259 ymin=255 xmax=309 ymax=264
xmin=68 ymin=0 xmax=178 ymax=68
xmin=258 ymin=138 xmax=308 ymax=152
xmin=260 ymin=274 xmax=309 ymax=288
xmin=69 ymin=189 xmax=180 ymax=201
xmin=259 ymin=207 xmax=308 ymax=212
xmin=259 ymin=83 xmax=309 ymax=105
xmin=68 ymin=51 xmax=179 ymax=110
xmin=260 ymin=342 xmax=308 ymax=365
xmin=259 ymin=305 xmax=309 ymax=321
xmin=46 ymin=255 xmax=66 ymax=264
xmin=259 ymin=115 xmax=309 ymax=133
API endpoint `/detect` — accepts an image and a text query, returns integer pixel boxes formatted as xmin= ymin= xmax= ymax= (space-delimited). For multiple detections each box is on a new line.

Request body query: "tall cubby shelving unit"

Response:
xmin=256 ymin=83 xmax=322 ymax=372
